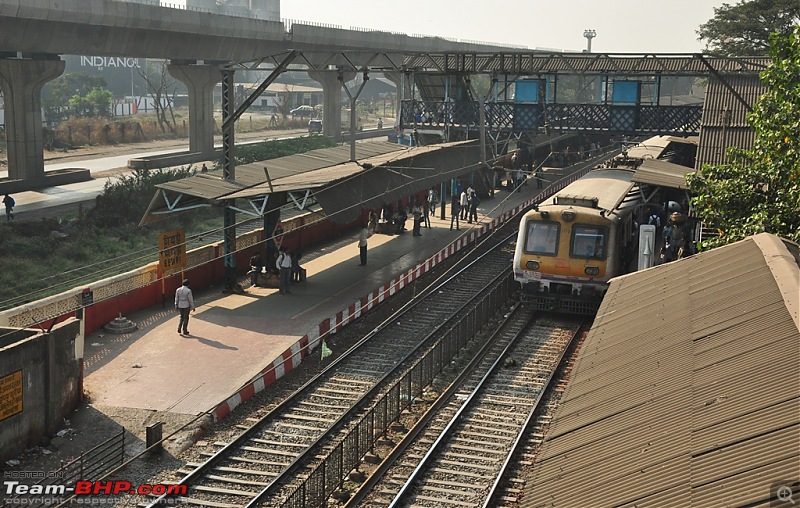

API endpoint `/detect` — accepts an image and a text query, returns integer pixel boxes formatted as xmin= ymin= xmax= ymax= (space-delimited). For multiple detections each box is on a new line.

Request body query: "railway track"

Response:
xmin=346 ymin=306 xmax=585 ymax=507
xmin=146 ymin=222 xmax=522 ymax=508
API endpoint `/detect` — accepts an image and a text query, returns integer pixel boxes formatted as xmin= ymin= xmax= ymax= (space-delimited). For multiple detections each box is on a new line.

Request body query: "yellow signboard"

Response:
xmin=158 ymin=228 xmax=186 ymax=276
xmin=0 ymin=370 xmax=23 ymax=421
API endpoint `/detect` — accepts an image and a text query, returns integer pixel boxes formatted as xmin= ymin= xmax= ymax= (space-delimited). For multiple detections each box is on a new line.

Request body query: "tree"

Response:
xmin=697 ymin=0 xmax=800 ymax=56
xmin=43 ymin=73 xmax=109 ymax=122
xmin=68 ymin=87 xmax=113 ymax=118
xmin=687 ymin=27 xmax=800 ymax=248
xmin=138 ymin=60 xmax=178 ymax=134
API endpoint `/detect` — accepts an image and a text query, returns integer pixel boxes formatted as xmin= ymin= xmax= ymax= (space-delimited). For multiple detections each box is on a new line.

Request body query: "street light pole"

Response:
xmin=583 ymin=29 xmax=597 ymax=53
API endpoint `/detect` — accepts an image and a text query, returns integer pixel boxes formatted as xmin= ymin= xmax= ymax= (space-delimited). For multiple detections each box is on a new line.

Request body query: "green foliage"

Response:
xmin=68 ymin=87 xmax=114 ymax=118
xmin=231 ymin=136 xmax=337 ymax=165
xmin=697 ymin=0 xmax=800 ymax=56
xmin=687 ymin=27 xmax=800 ymax=249
xmin=43 ymin=73 xmax=110 ymax=122
xmin=88 ymin=167 xmax=197 ymax=228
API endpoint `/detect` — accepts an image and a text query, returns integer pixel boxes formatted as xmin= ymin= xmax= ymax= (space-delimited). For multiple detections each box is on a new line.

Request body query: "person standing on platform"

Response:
xmin=3 ymin=193 xmax=15 ymax=221
xmin=276 ymin=246 xmax=292 ymax=294
xmin=358 ymin=222 xmax=373 ymax=266
xmin=412 ymin=199 xmax=423 ymax=236
xmin=450 ymin=194 xmax=460 ymax=231
xmin=428 ymin=188 xmax=438 ymax=216
xmin=468 ymin=190 xmax=479 ymax=224
xmin=175 ymin=279 xmax=195 ymax=335
xmin=422 ymin=196 xmax=431 ymax=228
xmin=249 ymin=251 xmax=263 ymax=287
xmin=535 ymin=165 xmax=543 ymax=189
xmin=460 ymin=189 xmax=469 ymax=220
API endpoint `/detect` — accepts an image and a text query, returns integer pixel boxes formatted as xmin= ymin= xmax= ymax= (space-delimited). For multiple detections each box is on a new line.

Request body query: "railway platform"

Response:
xmin=81 ymin=170 xmax=573 ymax=431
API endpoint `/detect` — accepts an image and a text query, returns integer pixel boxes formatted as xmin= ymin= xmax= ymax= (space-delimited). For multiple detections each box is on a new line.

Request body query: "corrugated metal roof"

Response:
xmin=522 ymin=233 xmax=800 ymax=507
xmin=154 ymin=141 xmax=410 ymax=198
xmin=140 ymin=140 xmax=482 ymax=225
xmin=696 ymin=74 xmax=765 ymax=169
xmin=551 ymin=168 xmax=637 ymax=212
xmin=632 ymin=158 xmax=696 ymax=189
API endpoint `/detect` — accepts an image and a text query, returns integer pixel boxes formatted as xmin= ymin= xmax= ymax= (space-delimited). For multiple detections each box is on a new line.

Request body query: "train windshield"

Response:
xmin=525 ymin=221 xmax=560 ymax=255
xmin=572 ymin=225 xmax=607 ymax=259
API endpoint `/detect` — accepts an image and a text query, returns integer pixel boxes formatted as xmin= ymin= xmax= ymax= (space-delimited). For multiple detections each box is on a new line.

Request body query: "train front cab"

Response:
xmin=514 ymin=206 xmax=618 ymax=315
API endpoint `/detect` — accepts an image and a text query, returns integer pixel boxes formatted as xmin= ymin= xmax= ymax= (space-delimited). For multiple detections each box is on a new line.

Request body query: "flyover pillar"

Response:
xmin=308 ymin=70 xmax=355 ymax=139
xmin=167 ymin=63 xmax=220 ymax=157
xmin=0 ymin=58 xmax=65 ymax=183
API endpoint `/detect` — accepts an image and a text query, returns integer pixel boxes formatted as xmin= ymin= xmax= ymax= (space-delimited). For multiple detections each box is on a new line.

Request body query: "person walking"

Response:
xmin=174 ymin=279 xmax=195 ymax=335
xmin=276 ymin=246 xmax=292 ymax=294
xmin=358 ymin=222 xmax=373 ymax=266
xmin=3 ymin=193 xmax=15 ymax=221
xmin=450 ymin=194 xmax=460 ymax=231
xmin=412 ymin=200 xmax=423 ymax=236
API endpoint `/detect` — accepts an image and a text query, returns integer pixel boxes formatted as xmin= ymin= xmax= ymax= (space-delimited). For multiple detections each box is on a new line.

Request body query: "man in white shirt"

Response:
xmin=276 ymin=247 xmax=293 ymax=294
xmin=358 ymin=222 xmax=373 ymax=266
xmin=174 ymin=279 xmax=195 ymax=335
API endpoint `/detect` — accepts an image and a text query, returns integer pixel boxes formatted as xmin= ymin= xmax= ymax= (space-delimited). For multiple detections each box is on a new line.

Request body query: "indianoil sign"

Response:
xmin=158 ymin=229 xmax=186 ymax=276
xmin=0 ymin=370 xmax=23 ymax=421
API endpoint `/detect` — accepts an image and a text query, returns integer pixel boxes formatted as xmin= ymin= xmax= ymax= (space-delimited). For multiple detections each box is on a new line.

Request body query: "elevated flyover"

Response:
xmin=0 ymin=0 xmax=511 ymax=187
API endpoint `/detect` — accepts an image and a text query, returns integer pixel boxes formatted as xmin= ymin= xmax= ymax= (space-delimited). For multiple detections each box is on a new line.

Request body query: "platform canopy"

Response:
xmin=631 ymin=158 xmax=697 ymax=190
xmin=139 ymin=140 xmax=483 ymax=226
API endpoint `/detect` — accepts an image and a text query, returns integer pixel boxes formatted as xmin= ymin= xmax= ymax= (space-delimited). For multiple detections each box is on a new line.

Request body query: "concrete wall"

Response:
xmin=0 ymin=319 xmax=82 ymax=461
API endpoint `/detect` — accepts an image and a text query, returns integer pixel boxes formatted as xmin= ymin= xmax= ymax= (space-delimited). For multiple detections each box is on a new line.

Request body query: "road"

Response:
xmin=2 ymin=128 xmax=309 ymax=221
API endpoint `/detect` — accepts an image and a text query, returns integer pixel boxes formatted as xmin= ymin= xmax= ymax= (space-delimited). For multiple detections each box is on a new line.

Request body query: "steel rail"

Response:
xmin=245 ymin=231 xmax=521 ymax=507
xmin=147 ymin=227 xmax=519 ymax=507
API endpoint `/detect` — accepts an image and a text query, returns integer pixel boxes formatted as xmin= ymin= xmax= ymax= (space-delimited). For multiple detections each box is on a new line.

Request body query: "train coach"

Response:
xmin=513 ymin=165 xmax=644 ymax=314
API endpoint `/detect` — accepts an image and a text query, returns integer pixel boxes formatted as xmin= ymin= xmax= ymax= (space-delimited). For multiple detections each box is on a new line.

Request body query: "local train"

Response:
xmin=513 ymin=165 xmax=643 ymax=314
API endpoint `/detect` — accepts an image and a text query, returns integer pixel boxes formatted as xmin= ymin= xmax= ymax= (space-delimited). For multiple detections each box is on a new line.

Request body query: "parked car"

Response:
xmin=308 ymin=119 xmax=322 ymax=134
xmin=290 ymin=105 xmax=315 ymax=117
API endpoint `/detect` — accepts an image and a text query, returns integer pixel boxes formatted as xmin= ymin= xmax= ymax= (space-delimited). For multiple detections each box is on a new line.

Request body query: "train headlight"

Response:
xmin=526 ymin=261 xmax=540 ymax=270
xmin=585 ymin=267 xmax=600 ymax=276
xmin=561 ymin=210 xmax=576 ymax=222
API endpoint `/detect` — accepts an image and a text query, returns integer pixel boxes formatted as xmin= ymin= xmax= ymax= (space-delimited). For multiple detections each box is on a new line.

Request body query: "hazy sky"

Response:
xmin=279 ymin=0 xmax=726 ymax=54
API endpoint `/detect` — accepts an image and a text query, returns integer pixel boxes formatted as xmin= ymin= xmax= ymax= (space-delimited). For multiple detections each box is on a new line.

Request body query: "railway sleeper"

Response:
xmin=418 ymin=485 xmax=481 ymax=497
xmin=169 ymin=495 xmax=239 ymax=508
xmin=448 ymin=443 xmax=507 ymax=455
xmin=432 ymin=465 xmax=495 ymax=477
xmin=194 ymin=484 xmax=258 ymax=497
xmin=238 ymin=444 xmax=299 ymax=457
xmin=452 ymin=436 xmax=511 ymax=448
xmin=460 ymin=428 xmax=516 ymax=439
xmin=412 ymin=493 xmax=476 ymax=507
xmin=424 ymin=478 xmax=491 ymax=489
xmin=202 ymin=474 xmax=270 ymax=487
xmin=249 ymin=438 xmax=310 ymax=448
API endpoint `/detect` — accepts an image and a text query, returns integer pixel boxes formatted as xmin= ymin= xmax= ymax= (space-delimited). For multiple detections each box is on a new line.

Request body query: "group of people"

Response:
xmin=451 ymin=186 xmax=479 ymax=230
xmin=645 ymin=203 xmax=695 ymax=263
xmin=249 ymin=247 xmax=304 ymax=294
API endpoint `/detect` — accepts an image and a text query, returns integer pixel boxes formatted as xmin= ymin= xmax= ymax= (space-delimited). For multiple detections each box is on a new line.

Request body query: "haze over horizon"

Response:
xmin=278 ymin=0 xmax=726 ymax=54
